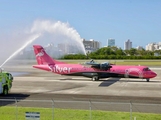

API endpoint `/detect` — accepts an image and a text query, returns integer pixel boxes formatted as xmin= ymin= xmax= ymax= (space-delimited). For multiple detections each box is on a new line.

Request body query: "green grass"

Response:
xmin=0 ymin=106 xmax=161 ymax=120
xmin=62 ymin=60 xmax=161 ymax=66
xmin=113 ymin=61 xmax=161 ymax=66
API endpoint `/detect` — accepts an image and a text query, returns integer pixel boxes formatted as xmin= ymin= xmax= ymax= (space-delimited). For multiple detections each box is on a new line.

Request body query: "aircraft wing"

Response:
xmin=85 ymin=62 xmax=100 ymax=66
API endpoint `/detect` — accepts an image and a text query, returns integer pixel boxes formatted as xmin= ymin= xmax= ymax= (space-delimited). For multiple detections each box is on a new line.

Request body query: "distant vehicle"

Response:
xmin=33 ymin=45 xmax=157 ymax=82
xmin=0 ymin=70 xmax=13 ymax=95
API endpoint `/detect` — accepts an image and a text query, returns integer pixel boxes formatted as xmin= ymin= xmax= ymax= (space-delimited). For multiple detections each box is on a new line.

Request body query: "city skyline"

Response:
xmin=0 ymin=1 xmax=161 ymax=49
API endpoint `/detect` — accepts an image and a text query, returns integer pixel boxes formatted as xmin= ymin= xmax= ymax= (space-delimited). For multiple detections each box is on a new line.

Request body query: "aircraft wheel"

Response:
xmin=92 ymin=76 xmax=99 ymax=81
xmin=146 ymin=79 xmax=150 ymax=82
xmin=3 ymin=85 xmax=8 ymax=95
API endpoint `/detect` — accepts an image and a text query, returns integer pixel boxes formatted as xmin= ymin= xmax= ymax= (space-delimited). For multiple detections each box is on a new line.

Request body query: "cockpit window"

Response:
xmin=143 ymin=67 xmax=150 ymax=71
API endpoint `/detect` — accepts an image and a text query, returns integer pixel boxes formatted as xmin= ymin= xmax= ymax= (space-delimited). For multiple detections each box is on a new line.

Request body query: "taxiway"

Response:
xmin=1 ymin=64 xmax=161 ymax=113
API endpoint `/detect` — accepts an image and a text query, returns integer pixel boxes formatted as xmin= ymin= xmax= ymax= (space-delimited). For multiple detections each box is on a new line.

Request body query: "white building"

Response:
xmin=124 ymin=39 xmax=132 ymax=50
xmin=136 ymin=46 xmax=144 ymax=50
xmin=83 ymin=39 xmax=100 ymax=53
xmin=158 ymin=42 xmax=161 ymax=50
xmin=146 ymin=43 xmax=159 ymax=51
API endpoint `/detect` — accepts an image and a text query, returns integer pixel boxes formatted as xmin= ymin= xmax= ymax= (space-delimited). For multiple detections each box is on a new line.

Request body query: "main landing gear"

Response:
xmin=146 ymin=79 xmax=150 ymax=82
xmin=92 ymin=76 xmax=99 ymax=81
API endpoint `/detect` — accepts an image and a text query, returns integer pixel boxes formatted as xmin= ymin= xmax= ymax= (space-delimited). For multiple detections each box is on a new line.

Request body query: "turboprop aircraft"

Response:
xmin=33 ymin=45 xmax=157 ymax=82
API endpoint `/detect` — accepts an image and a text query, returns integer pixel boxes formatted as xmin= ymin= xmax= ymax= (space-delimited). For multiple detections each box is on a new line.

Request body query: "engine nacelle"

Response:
xmin=91 ymin=62 xmax=112 ymax=70
xmin=100 ymin=62 xmax=112 ymax=70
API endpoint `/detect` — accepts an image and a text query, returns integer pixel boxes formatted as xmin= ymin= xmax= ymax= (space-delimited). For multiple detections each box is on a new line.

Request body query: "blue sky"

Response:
xmin=0 ymin=0 xmax=161 ymax=49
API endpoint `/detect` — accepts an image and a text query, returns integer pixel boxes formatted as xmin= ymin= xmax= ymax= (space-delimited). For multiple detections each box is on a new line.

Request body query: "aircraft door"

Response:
xmin=124 ymin=69 xmax=129 ymax=78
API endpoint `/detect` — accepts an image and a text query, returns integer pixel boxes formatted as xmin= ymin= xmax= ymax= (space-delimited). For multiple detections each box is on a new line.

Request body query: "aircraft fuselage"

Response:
xmin=33 ymin=64 xmax=157 ymax=80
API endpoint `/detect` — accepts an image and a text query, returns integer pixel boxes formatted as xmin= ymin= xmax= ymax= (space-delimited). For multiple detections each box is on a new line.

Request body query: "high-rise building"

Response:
xmin=158 ymin=42 xmax=161 ymax=50
xmin=108 ymin=38 xmax=115 ymax=47
xmin=83 ymin=39 xmax=100 ymax=53
xmin=124 ymin=39 xmax=132 ymax=50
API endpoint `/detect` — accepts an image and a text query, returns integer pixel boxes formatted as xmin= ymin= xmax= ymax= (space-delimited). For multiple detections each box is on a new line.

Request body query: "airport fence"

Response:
xmin=0 ymin=98 xmax=161 ymax=120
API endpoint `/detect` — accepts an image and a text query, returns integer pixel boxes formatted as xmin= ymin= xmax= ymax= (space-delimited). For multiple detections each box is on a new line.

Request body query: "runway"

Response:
xmin=1 ymin=64 xmax=161 ymax=113
xmin=11 ymin=76 xmax=161 ymax=100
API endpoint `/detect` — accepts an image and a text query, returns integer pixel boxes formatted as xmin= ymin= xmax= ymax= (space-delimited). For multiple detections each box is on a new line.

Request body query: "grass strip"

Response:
xmin=0 ymin=106 xmax=161 ymax=120
xmin=63 ymin=60 xmax=161 ymax=66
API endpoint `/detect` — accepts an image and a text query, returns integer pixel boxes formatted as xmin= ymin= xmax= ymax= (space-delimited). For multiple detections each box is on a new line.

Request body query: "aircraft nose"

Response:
xmin=150 ymin=71 xmax=157 ymax=78
xmin=143 ymin=71 xmax=157 ymax=78
xmin=153 ymin=72 xmax=157 ymax=78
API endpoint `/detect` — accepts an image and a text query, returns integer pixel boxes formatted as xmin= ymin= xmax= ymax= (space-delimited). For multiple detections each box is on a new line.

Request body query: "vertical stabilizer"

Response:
xmin=33 ymin=45 xmax=66 ymax=65
xmin=33 ymin=45 xmax=55 ymax=65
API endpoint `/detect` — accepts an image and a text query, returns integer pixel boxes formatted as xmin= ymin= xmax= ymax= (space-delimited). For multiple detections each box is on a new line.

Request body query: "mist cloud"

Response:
xmin=0 ymin=19 xmax=86 ymax=66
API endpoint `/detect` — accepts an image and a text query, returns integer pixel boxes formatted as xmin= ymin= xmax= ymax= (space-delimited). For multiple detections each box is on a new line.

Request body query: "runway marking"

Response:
xmin=14 ymin=77 xmax=161 ymax=82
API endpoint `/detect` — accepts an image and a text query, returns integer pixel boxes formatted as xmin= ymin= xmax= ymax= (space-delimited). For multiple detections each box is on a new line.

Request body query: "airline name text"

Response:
xmin=49 ymin=65 xmax=71 ymax=73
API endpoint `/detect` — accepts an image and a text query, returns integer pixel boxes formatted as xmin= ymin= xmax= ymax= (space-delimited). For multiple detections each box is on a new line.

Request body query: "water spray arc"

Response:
xmin=0 ymin=20 xmax=86 ymax=68
xmin=31 ymin=20 xmax=86 ymax=56
xmin=0 ymin=34 xmax=41 ymax=68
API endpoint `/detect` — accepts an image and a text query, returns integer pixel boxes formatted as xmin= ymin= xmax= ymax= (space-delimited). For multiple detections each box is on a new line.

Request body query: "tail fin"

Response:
xmin=33 ymin=45 xmax=65 ymax=65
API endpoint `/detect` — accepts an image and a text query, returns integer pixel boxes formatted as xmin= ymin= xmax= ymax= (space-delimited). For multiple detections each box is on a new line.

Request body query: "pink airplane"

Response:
xmin=33 ymin=45 xmax=157 ymax=82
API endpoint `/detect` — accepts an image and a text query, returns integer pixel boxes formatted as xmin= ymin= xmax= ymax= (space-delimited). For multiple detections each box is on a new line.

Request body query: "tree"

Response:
xmin=115 ymin=49 xmax=125 ymax=55
xmin=129 ymin=48 xmax=137 ymax=56
xmin=62 ymin=46 xmax=158 ymax=59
